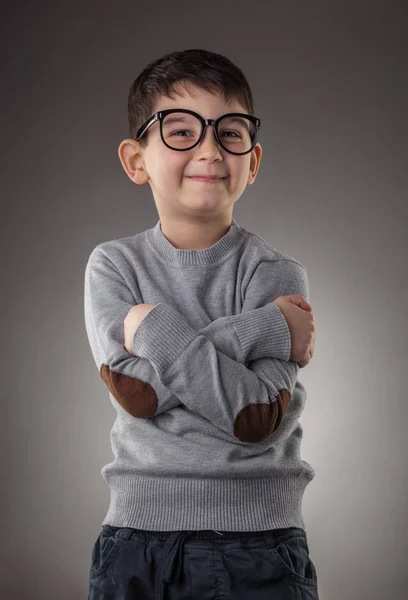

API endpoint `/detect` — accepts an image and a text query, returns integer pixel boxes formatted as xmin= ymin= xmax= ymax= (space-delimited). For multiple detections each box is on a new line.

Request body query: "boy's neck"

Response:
xmin=158 ymin=214 xmax=234 ymax=250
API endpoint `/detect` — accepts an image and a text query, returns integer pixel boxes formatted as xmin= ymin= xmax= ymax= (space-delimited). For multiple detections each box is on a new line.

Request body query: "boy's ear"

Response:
xmin=117 ymin=139 xmax=150 ymax=185
xmin=247 ymin=143 xmax=262 ymax=185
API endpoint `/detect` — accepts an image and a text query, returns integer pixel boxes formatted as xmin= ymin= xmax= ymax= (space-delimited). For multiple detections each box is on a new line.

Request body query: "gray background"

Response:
xmin=2 ymin=1 xmax=407 ymax=598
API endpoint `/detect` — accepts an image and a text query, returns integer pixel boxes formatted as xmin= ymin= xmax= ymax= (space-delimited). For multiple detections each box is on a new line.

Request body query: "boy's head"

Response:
xmin=118 ymin=49 xmax=262 ymax=242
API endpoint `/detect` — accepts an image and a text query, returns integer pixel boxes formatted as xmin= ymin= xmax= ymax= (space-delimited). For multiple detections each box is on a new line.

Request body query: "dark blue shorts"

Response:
xmin=88 ymin=524 xmax=319 ymax=599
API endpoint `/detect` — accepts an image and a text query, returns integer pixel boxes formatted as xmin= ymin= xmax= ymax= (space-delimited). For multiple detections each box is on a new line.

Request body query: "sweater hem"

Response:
xmin=100 ymin=472 xmax=315 ymax=532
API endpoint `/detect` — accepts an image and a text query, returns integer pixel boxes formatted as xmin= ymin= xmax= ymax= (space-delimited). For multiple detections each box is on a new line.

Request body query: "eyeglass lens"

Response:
xmin=161 ymin=112 xmax=256 ymax=153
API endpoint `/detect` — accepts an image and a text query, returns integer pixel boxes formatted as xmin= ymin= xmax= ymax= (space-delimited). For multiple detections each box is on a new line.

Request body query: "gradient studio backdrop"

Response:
xmin=2 ymin=1 xmax=407 ymax=599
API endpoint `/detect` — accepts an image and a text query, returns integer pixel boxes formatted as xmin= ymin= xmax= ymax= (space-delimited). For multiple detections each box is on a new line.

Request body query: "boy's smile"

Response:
xmin=187 ymin=176 xmax=228 ymax=182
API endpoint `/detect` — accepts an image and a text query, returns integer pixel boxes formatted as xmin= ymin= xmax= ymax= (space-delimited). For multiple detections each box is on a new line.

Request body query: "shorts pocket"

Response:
xmin=271 ymin=531 xmax=318 ymax=586
xmin=89 ymin=525 xmax=126 ymax=577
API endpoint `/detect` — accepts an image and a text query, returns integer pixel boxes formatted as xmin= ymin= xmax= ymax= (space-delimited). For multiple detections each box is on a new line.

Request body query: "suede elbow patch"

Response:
xmin=234 ymin=389 xmax=291 ymax=443
xmin=100 ymin=364 xmax=157 ymax=418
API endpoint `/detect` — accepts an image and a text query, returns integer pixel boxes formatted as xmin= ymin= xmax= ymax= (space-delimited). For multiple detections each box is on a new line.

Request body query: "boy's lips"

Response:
xmin=187 ymin=175 xmax=227 ymax=181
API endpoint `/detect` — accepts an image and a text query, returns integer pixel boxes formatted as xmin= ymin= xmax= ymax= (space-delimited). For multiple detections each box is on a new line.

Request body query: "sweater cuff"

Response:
xmin=132 ymin=302 xmax=198 ymax=375
xmin=230 ymin=302 xmax=291 ymax=362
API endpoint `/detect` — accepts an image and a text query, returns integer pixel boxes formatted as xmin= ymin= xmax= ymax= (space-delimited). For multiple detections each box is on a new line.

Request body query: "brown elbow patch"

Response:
xmin=233 ymin=389 xmax=291 ymax=443
xmin=100 ymin=364 xmax=157 ymax=418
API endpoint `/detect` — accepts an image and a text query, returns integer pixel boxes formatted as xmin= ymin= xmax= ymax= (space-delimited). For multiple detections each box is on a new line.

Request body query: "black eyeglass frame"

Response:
xmin=135 ymin=108 xmax=261 ymax=156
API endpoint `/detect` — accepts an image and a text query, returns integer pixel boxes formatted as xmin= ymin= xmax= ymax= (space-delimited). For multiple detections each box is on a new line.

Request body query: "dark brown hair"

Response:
xmin=127 ymin=48 xmax=255 ymax=148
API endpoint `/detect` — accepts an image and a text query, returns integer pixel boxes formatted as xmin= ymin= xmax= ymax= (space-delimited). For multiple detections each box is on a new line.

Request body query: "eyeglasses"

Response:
xmin=135 ymin=108 xmax=261 ymax=156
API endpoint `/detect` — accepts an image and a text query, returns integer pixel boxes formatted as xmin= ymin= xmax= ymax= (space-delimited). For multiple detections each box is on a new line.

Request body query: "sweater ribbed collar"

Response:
xmin=147 ymin=218 xmax=246 ymax=267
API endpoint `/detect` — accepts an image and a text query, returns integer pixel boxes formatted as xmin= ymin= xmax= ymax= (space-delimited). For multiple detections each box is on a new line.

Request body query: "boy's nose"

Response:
xmin=197 ymin=124 xmax=222 ymax=154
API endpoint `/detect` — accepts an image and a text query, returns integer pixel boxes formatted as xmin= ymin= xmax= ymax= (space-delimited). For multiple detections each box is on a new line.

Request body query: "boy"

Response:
xmin=85 ymin=48 xmax=318 ymax=599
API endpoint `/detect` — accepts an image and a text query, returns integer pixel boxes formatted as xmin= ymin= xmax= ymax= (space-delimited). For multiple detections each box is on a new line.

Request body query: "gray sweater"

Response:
xmin=84 ymin=218 xmax=316 ymax=532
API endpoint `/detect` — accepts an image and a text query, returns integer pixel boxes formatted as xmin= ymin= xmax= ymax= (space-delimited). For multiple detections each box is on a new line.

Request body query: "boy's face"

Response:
xmin=118 ymin=82 xmax=262 ymax=224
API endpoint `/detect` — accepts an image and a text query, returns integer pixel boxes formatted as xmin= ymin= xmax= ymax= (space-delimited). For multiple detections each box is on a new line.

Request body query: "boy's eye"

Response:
xmin=172 ymin=130 xmax=192 ymax=136
xmin=221 ymin=130 xmax=240 ymax=138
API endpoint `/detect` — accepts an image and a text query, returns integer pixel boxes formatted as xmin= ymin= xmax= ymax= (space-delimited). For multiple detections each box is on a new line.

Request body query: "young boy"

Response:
xmin=85 ymin=48 xmax=318 ymax=600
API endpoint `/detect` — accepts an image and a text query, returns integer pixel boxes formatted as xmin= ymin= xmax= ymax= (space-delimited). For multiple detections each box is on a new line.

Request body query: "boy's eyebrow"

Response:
xmin=163 ymin=115 xmax=192 ymax=125
xmin=163 ymin=113 xmax=248 ymax=125
xmin=222 ymin=116 xmax=249 ymax=125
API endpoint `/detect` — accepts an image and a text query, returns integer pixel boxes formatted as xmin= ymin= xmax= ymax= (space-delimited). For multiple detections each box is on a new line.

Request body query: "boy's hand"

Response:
xmin=123 ymin=304 xmax=157 ymax=355
xmin=273 ymin=295 xmax=316 ymax=368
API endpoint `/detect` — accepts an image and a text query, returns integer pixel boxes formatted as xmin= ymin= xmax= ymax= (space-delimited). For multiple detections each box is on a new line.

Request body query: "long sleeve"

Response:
xmin=131 ymin=259 xmax=309 ymax=443
xmin=84 ymin=248 xmax=292 ymax=421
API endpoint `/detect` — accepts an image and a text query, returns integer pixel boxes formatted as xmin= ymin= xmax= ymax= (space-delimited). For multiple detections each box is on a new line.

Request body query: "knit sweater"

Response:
xmin=84 ymin=218 xmax=316 ymax=532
